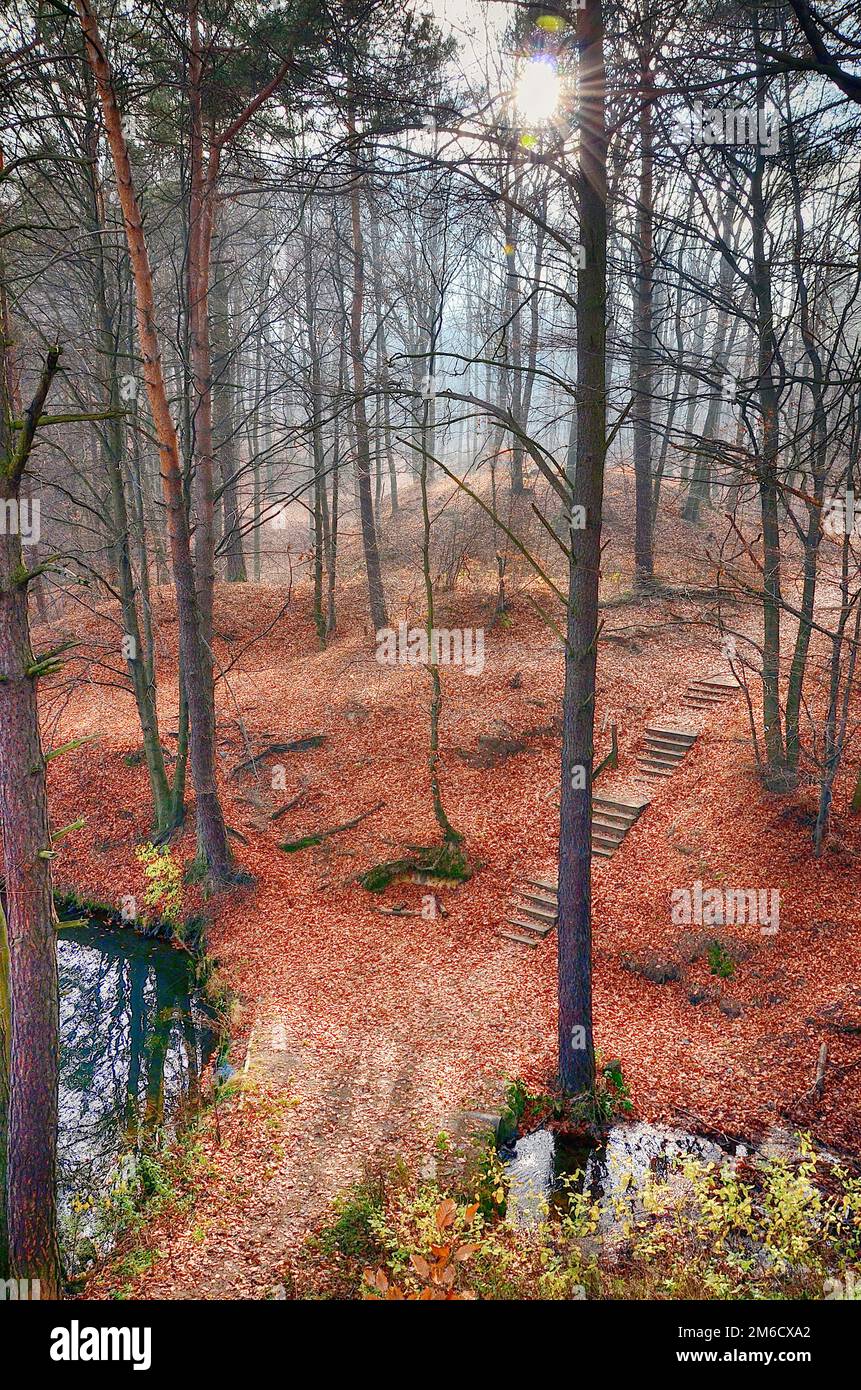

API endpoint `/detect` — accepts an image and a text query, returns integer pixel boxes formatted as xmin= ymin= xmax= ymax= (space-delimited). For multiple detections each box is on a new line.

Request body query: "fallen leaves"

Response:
xmin=32 ymin=486 xmax=861 ymax=1298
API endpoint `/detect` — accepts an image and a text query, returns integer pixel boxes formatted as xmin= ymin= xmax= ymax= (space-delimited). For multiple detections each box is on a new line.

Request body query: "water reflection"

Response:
xmin=58 ymin=923 xmax=215 ymax=1263
xmin=503 ymin=1121 xmax=724 ymax=1228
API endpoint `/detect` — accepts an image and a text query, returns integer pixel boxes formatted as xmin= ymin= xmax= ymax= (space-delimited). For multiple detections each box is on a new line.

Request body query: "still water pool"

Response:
xmin=58 ymin=923 xmax=216 ymax=1264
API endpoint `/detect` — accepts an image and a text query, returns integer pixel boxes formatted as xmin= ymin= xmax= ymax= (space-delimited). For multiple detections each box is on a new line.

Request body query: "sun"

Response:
xmin=514 ymin=55 xmax=563 ymax=124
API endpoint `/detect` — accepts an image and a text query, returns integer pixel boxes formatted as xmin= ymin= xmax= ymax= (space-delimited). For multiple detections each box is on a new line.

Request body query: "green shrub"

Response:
xmin=306 ymin=1132 xmax=861 ymax=1301
xmin=707 ymin=940 xmax=735 ymax=978
xmin=135 ymin=843 xmax=184 ymax=932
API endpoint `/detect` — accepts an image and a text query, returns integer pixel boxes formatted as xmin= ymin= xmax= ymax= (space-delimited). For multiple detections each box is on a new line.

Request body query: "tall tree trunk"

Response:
xmin=632 ymin=20 xmax=655 ymax=587
xmin=325 ymin=332 xmax=346 ymax=639
xmin=683 ymin=215 xmax=738 ymax=522
xmin=419 ymin=266 xmax=459 ymax=844
xmin=368 ymin=202 xmax=399 ymax=514
xmin=347 ymin=99 xmax=388 ymax=631
xmin=302 ymin=221 xmax=327 ymax=646
xmin=503 ymin=189 xmax=525 ymax=495
xmin=76 ymin=0 xmax=232 ymax=881
xmin=211 ymin=243 xmax=247 ymax=583
xmin=187 ymin=6 xmax=220 ymax=646
xmin=250 ymin=312 xmax=265 ymax=582
xmin=557 ymin=0 xmax=607 ymax=1095
xmin=518 ymin=188 xmax=547 ymax=462
xmin=82 ymin=109 xmax=173 ymax=831
xmin=784 ymin=107 xmax=827 ymax=772
xmin=750 ymin=87 xmax=785 ymax=779
xmin=0 ymin=898 xmax=9 ymax=1275
xmin=0 ymin=343 xmax=62 ymax=1298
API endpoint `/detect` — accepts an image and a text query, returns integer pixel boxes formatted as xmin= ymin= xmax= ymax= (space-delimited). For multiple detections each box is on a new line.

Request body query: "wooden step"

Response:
xmin=645 ymin=726 xmax=697 ymax=743
xmin=525 ymin=876 xmax=557 ymax=893
xmin=520 ymin=888 xmax=558 ymax=909
xmin=643 ymin=732 xmax=693 ymax=751
xmin=639 ymin=750 xmax=687 ymax=772
xmin=593 ymin=795 xmax=650 ymax=817
xmin=592 ymin=832 xmax=623 ymax=850
xmin=505 ymin=915 xmax=555 ymax=937
xmin=694 ymin=674 xmax=740 ymax=689
xmin=592 ymin=815 xmax=627 ymax=833
xmin=497 ymin=928 xmax=539 ymax=946
xmin=589 ymin=806 xmax=628 ymax=822
xmin=637 ymin=763 xmax=674 ymax=777
xmin=515 ymin=902 xmax=558 ymax=925
xmin=590 ymin=819 xmax=626 ymax=839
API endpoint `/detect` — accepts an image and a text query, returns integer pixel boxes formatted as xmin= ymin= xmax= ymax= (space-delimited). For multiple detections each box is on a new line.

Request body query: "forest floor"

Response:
xmin=34 ymin=472 xmax=861 ymax=1298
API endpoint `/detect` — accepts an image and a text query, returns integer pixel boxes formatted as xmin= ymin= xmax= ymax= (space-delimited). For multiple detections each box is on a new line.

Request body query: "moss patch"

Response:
xmin=358 ymin=841 xmax=474 ymax=894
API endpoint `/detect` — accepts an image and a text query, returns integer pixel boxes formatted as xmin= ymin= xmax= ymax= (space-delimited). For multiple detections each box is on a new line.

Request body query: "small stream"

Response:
xmin=58 ymin=922 xmax=216 ymax=1266
xmin=502 ymin=1121 xmax=727 ymax=1227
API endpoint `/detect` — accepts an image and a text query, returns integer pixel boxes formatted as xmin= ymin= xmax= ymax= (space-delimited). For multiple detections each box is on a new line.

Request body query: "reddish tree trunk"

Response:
xmin=75 ymin=0 xmax=232 ymax=881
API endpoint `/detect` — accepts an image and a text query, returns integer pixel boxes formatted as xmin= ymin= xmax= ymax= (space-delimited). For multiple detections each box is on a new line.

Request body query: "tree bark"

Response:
xmin=0 ymin=898 xmax=9 ymax=1275
xmin=0 ymin=343 xmax=61 ymax=1297
xmin=557 ymin=0 xmax=607 ymax=1095
xmin=368 ymin=198 xmax=399 ymax=514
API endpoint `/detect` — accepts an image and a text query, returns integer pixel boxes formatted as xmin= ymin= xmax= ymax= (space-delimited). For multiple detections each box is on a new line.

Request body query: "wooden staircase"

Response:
xmin=636 ymin=725 xmax=698 ymax=780
xmin=499 ymin=879 xmax=558 ymax=946
xmin=496 ymin=671 xmax=739 ymax=946
xmin=498 ymin=795 xmax=649 ymax=947
xmin=683 ymin=672 xmax=741 ymax=710
xmin=591 ymin=793 xmax=649 ymax=858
